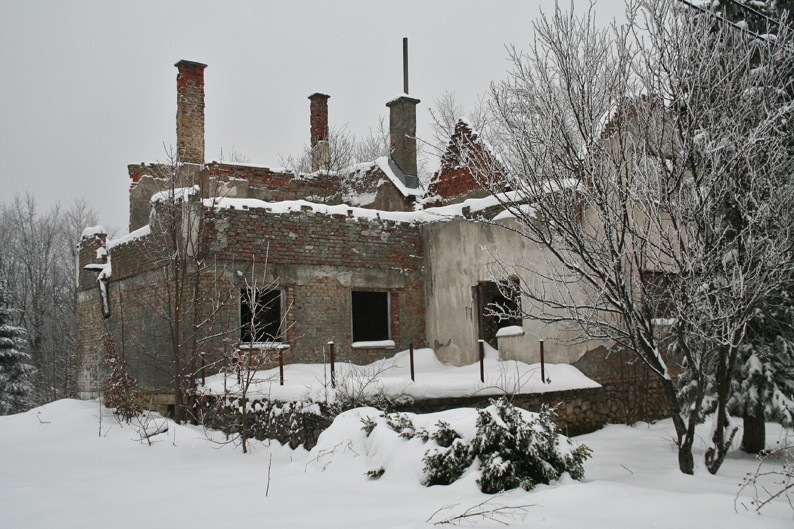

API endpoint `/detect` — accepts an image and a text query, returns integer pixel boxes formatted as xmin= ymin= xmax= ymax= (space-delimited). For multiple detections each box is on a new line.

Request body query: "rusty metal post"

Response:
xmin=329 ymin=341 xmax=336 ymax=388
xmin=409 ymin=343 xmax=415 ymax=382
xmin=540 ymin=339 xmax=545 ymax=383
xmin=478 ymin=340 xmax=485 ymax=383
xmin=279 ymin=349 xmax=284 ymax=386
xmin=403 ymin=37 xmax=409 ymax=94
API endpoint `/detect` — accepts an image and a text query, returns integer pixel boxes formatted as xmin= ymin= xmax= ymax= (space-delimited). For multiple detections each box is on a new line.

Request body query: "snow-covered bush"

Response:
xmin=470 ymin=400 xmax=591 ymax=493
xmin=359 ymin=398 xmax=591 ymax=493
xmin=431 ymin=420 xmax=461 ymax=448
xmin=424 ymin=438 xmax=474 ymax=486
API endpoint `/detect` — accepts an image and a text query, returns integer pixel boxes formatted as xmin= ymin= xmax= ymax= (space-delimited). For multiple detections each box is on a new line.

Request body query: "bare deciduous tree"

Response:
xmin=473 ymin=0 xmax=793 ymax=474
xmin=0 ymin=195 xmax=98 ymax=406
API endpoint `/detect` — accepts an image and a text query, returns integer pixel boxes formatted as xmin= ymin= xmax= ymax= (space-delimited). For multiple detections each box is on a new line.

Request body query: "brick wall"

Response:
xmin=428 ymin=120 xmax=503 ymax=202
xmin=175 ymin=60 xmax=207 ymax=164
xmin=205 ymin=206 xmax=426 ymax=364
xmin=76 ymin=201 xmax=427 ymax=398
xmin=205 ymin=206 xmax=423 ymax=270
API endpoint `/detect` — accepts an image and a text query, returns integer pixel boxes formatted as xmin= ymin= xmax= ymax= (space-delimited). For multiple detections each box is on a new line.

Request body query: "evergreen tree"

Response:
xmin=0 ymin=278 xmax=34 ymax=415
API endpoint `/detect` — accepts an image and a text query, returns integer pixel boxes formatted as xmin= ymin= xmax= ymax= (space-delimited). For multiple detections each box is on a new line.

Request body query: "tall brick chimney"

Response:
xmin=309 ymin=93 xmax=330 ymax=172
xmin=175 ymin=60 xmax=207 ymax=164
xmin=386 ymin=95 xmax=420 ymax=177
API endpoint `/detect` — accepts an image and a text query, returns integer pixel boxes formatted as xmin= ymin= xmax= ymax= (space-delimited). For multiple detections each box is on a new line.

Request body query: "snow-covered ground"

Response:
xmin=198 ymin=345 xmax=601 ymax=402
xmin=1 ymin=399 xmax=791 ymax=528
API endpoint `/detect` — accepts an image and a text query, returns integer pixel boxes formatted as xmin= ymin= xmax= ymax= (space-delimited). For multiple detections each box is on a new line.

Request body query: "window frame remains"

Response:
xmin=351 ymin=290 xmax=391 ymax=344
xmin=240 ymin=287 xmax=284 ymax=345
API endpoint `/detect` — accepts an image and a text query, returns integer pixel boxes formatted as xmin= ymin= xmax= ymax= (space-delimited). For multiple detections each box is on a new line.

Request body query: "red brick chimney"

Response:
xmin=175 ymin=60 xmax=207 ymax=164
xmin=309 ymin=93 xmax=330 ymax=172
xmin=386 ymin=95 xmax=420 ymax=177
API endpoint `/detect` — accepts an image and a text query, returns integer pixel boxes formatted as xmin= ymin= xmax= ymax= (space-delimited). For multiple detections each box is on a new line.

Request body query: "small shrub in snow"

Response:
xmin=361 ymin=416 xmax=378 ymax=437
xmin=366 ymin=467 xmax=385 ymax=480
xmin=431 ymin=420 xmax=461 ymax=448
xmin=385 ymin=412 xmax=417 ymax=439
xmin=423 ymin=438 xmax=475 ymax=486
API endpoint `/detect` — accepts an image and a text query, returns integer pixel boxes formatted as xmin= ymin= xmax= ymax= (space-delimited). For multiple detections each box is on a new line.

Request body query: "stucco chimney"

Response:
xmin=309 ymin=93 xmax=330 ymax=172
xmin=175 ymin=60 xmax=207 ymax=164
xmin=386 ymin=95 xmax=420 ymax=177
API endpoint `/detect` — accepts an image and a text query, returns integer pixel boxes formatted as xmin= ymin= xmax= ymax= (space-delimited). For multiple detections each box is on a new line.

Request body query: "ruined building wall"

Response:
xmin=204 ymin=205 xmax=426 ymax=364
xmin=76 ymin=203 xmax=427 ymax=398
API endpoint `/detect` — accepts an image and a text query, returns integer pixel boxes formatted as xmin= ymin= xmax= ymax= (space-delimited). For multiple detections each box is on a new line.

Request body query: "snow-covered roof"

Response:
xmin=373 ymin=157 xmax=422 ymax=196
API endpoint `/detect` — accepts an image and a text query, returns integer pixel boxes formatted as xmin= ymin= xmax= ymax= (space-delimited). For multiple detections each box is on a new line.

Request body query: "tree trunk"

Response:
xmin=741 ymin=410 xmax=765 ymax=454
xmin=662 ymin=378 xmax=694 ymax=474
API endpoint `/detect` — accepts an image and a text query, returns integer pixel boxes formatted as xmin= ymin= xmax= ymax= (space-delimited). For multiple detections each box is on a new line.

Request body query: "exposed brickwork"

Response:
xmin=204 ymin=206 xmax=423 ymax=270
xmin=76 ymin=200 xmax=427 ymax=398
xmin=309 ymin=93 xmax=330 ymax=147
xmin=175 ymin=60 xmax=207 ymax=164
xmin=207 ymin=162 xmax=339 ymax=202
xmin=387 ymin=95 xmax=420 ymax=176
xmin=428 ymin=120 xmax=504 ymax=202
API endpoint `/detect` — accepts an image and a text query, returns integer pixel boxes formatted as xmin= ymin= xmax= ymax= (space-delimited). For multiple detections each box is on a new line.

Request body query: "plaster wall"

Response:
xmin=422 ymin=218 xmax=606 ymax=366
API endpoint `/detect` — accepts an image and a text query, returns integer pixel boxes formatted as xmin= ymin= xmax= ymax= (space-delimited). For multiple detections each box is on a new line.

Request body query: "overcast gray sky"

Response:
xmin=0 ymin=0 xmax=625 ymax=235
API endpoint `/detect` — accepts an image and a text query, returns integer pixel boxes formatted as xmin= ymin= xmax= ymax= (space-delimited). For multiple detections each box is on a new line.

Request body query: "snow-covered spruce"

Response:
xmin=0 ymin=281 xmax=34 ymax=415
xmin=358 ymin=398 xmax=591 ymax=493
xmin=469 ymin=400 xmax=590 ymax=493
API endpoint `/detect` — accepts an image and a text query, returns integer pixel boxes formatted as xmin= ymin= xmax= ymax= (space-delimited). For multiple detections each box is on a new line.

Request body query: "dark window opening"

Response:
xmin=642 ymin=272 xmax=674 ymax=320
xmin=240 ymin=288 xmax=282 ymax=343
xmin=476 ymin=278 xmax=521 ymax=348
xmin=352 ymin=291 xmax=390 ymax=342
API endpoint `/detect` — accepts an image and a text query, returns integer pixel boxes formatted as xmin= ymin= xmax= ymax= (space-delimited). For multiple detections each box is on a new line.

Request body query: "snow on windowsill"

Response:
xmin=238 ymin=342 xmax=290 ymax=350
xmin=351 ymin=340 xmax=395 ymax=349
xmin=495 ymin=325 xmax=524 ymax=338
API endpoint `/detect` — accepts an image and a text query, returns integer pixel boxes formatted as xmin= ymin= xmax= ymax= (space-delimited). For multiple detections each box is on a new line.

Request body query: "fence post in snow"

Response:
xmin=278 ymin=349 xmax=284 ymax=386
xmin=409 ymin=343 xmax=415 ymax=382
xmin=539 ymin=339 xmax=545 ymax=384
xmin=329 ymin=341 xmax=336 ymax=388
xmin=478 ymin=340 xmax=485 ymax=383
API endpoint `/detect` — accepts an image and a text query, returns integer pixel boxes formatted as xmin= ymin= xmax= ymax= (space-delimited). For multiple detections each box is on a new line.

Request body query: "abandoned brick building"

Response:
xmin=76 ymin=60 xmax=663 ymax=418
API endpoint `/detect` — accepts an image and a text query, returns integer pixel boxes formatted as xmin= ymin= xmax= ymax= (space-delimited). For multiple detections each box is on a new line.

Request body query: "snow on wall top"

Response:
xmin=208 ymin=161 xmax=290 ymax=172
xmin=386 ymin=93 xmax=420 ymax=105
xmin=150 ymin=185 xmax=200 ymax=204
xmin=205 ymin=191 xmax=522 ymax=225
xmin=107 ymin=224 xmax=151 ymax=250
xmin=81 ymin=225 xmax=107 ymax=238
